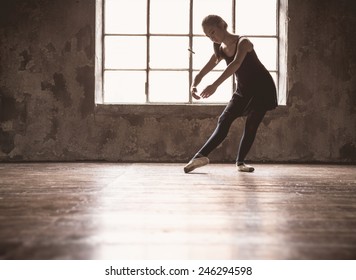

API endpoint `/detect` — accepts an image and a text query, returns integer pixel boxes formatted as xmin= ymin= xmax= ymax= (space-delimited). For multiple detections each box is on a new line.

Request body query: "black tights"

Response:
xmin=195 ymin=98 xmax=266 ymax=163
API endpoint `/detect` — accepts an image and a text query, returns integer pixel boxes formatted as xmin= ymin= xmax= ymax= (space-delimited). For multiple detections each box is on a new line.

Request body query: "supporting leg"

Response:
xmin=237 ymin=110 xmax=266 ymax=172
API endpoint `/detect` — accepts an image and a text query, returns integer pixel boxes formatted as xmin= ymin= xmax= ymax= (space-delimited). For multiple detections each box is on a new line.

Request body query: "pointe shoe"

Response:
xmin=237 ymin=162 xmax=255 ymax=172
xmin=184 ymin=157 xmax=209 ymax=173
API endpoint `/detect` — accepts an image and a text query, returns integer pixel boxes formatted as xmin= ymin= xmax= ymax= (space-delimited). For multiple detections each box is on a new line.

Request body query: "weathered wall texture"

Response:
xmin=0 ymin=0 xmax=355 ymax=163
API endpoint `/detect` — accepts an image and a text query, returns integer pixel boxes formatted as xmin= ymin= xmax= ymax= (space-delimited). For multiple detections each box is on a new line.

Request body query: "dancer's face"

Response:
xmin=203 ymin=24 xmax=225 ymax=44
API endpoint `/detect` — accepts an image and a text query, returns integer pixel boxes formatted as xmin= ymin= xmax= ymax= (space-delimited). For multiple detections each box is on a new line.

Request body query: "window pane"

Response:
xmin=192 ymin=36 xmax=225 ymax=71
xmin=150 ymin=37 xmax=189 ymax=69
xmin=236 ymin=0 xmax=277 ymax=35
xmin=100 ymin=0 xmax=281 ymax=105
xmin=104 ymin=71 xmax=146 ymax=104
xmin=250 ymin=38 xmax=277 ymax=70
xmin=105 ymin=0 xmax=146 ymax=34
xmin=149 ymin=71 xmax=189 ymax=103
xmin=192 ymin=71 xmax=233 ymax=104
xmin=150 ymin=0 xmax=189 ymax=34
xmin=104 ymin=36 xmax=146 ymax=69
xmin=193 ymin=0 xmax=232 ymax=35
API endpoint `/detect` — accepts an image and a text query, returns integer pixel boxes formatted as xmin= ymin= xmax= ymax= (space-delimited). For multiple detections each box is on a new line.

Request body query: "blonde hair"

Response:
xmin=201 ymin=15 xmax=228 ymax=30
xmin=202 ymin=15 xmax=228 ymax=62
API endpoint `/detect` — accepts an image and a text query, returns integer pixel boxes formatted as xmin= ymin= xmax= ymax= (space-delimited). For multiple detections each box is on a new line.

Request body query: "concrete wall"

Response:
xmin=0 ymin=0 xmax=355 ymax=163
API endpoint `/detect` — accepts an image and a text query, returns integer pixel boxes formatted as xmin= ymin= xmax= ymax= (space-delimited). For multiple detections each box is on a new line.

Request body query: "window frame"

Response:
xmin=95 ymin=0 xmax=288 ymax=106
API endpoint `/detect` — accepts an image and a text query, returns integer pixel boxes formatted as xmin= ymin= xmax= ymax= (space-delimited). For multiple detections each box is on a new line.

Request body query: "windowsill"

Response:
xmin=95 ymin=103 xmax=225 ymax=118
xmin=94 ymin=103 xmax=289 ymax=118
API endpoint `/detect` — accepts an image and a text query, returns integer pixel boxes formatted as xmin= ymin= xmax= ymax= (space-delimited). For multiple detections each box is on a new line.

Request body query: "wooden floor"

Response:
xmin=0 ymin=162 xmax=355 ymax=260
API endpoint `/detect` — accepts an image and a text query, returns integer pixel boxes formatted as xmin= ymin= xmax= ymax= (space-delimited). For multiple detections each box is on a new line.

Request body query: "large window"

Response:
xmin=95 ymin=0 xmax=288 ymax=105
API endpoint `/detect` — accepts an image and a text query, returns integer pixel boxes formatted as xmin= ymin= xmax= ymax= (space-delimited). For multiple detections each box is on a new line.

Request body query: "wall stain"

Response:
xmin=63 ymin=41 xmax=71 ymax=53
xmin=19 ymin=50 xmax=32 ymax=71
xmin=339 ymin=142 xmax=356 ymax=161
xmin=99 ymin=129 xmax=116 ymax=148
xmin=76 ymin=66 xmax=94 ymax=118
xmin=125 ymin=115 xmax=145 ymax=127
xmin=0 ymin=129 xmax=15 ymax=154
xmin=0 ymin=89 xmax=27 ymax=124
xmin=288 ymin=82 xmax=313 ymax=108
xmin=46 ymin=43 xmax=56 ymax=53
xmin=147 ymin=141 xmax=167 ymax=158
xmin=0 ymin=95 xmax=17 ymax=121
xmin=41 ymin=73 xmax=72 ymax=107
xmin=44 ymin=116 xmax=59 ymax=141
xmin=75 ymin=25 xmax=93 ymax=60
xmin=349 ymin=89 xmax=356 ymax=114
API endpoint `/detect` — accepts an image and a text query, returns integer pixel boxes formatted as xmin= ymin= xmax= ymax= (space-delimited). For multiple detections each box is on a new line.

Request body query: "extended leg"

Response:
xmin=196 ymin=111 xmax=236 ymax=157
xmin=183 ymin=113 xmax=235 ymax=173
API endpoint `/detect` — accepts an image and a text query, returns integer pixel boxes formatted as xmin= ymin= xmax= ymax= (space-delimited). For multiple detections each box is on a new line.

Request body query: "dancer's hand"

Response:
xmin=191 ymin=86 xmax=200 ymax=100
xmin=201 ymin=84 xmax=217 ymax=99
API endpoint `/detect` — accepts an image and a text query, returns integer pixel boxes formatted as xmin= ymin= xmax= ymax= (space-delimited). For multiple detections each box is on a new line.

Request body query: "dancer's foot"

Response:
xmin=184 ymin=157 xmax=209 ymax=173
xmin=237 ymin=162 xmax=255 ymax=172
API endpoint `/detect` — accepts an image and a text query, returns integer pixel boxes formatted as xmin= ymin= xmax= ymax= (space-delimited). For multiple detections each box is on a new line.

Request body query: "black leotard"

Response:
xmin=215 ymin=37 xmax=278 ymax=115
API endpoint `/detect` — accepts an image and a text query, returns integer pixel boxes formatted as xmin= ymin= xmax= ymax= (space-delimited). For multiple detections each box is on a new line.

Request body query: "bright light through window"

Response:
xmin=150 ymin=0 xmax=190 ymax=34
xmin=105 ymin=0 xmax=146 ymax=34
xmin=150 ymin=71 xmax=189 ymax=103
xmin=97 ymin=0 xmax=286 ymax=105
xmin=150 ymin=37 xmax=189 ymax=69
xmin=236 ymin=0 xmax=277 ymax=35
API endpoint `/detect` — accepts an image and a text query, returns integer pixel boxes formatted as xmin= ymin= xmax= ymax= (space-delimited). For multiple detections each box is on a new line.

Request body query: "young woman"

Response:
xmin=184 ymin=15 xmax=277 ymax=173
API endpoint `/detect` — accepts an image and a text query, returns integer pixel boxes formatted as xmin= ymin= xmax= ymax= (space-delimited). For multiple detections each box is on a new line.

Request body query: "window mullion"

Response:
xmin=276 ymin=0 xmax=280 ymax=101
xmin=232 ymin=0 xmax=236 ymax=93
xmin=97 ymin=0 xmax=104 ymax=104
xmin=146 ymin=0 xmax=150 ymax=103
xmin=232 ymin=0 xmax=236 ymax=33
xmin=188 ymin=0 xmax=194 ymax=104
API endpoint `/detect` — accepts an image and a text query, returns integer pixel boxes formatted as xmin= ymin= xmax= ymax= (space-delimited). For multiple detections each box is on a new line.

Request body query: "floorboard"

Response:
xmin=0 ymin=163 xmax=355 ymax=259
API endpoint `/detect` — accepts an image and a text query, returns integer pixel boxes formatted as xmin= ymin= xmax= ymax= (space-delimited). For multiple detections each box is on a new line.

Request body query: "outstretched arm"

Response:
xmin=200 ymin=38 xmax=253 ymax=99
xmin=191 ymin=54 xmax=221 ymax=100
